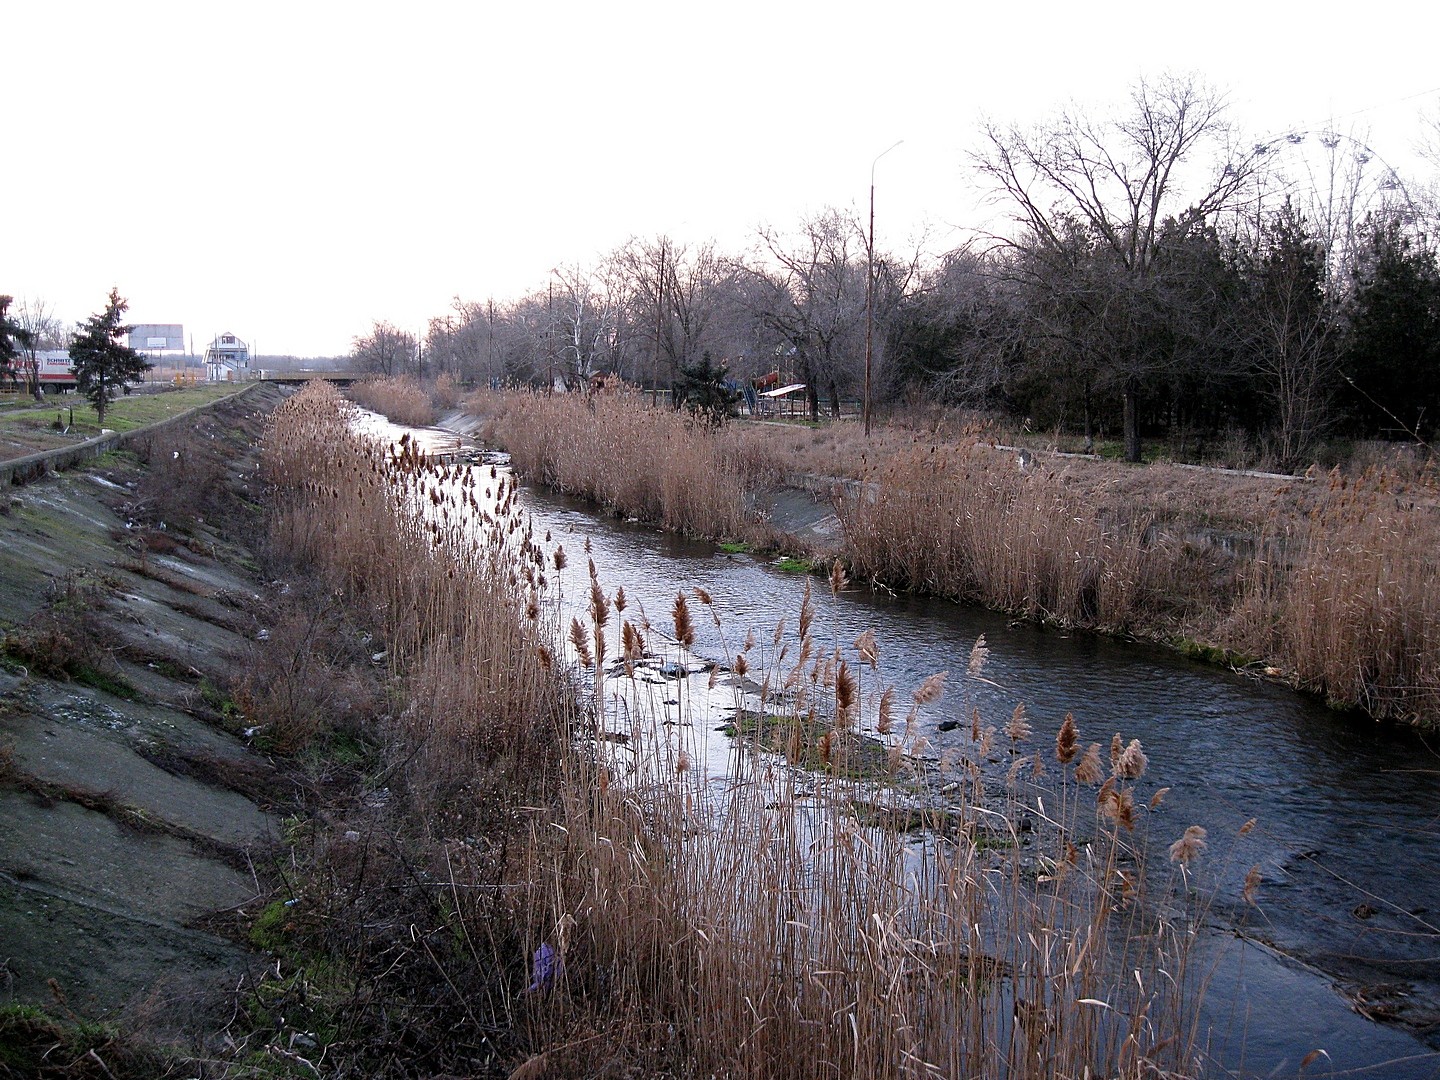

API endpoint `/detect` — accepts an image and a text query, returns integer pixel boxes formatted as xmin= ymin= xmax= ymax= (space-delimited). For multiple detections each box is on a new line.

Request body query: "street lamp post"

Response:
xmin=864 ymin=139 xmax=902 ymax=438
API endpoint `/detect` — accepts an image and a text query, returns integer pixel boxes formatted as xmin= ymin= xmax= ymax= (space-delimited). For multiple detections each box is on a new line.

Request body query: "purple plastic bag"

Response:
xmin=527 ymin=942 xmax=560 ymax=991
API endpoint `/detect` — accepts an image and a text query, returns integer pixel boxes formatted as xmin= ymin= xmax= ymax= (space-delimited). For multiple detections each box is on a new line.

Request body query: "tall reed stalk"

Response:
xmin=348 ymin=374 xmax=440 ymax=427
xmin=836 ymin=442 xmax=1173 ymax=633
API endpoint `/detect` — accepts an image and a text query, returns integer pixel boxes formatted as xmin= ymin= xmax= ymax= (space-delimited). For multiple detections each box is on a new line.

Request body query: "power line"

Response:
xmin=1287 ymin=83 xmax=1440 ymax=133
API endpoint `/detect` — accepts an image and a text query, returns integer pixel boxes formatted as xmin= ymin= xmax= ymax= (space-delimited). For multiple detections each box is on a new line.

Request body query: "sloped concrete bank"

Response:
xmin=0 ymin=385 xmax=290 ymax=1032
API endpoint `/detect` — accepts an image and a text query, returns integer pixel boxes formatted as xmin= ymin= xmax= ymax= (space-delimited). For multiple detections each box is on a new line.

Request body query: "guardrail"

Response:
xmin=0 ymin=383 xmax=265 ymax=488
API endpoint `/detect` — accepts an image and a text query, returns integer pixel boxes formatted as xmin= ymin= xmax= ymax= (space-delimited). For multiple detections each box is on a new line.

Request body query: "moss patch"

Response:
xmin=70 ymin=663 xmax=139 ymax=700
xmin=722 ymin=708 xmax=891 ymax=779
xmin=1173 ymin=636 xmax=1255 ymax=669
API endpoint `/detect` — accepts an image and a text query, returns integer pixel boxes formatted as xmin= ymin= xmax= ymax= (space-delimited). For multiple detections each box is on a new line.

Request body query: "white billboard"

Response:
xmin=129 ymin=323 xmax=184 ymax=351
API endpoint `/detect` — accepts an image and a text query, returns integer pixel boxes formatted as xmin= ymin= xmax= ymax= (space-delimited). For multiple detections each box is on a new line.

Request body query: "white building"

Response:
xmin=204 ymin=332 xmax=250 ymax=381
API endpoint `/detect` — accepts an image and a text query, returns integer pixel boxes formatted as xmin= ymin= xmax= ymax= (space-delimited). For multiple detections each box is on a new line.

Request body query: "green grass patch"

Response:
xmin=313 ymin=729 xmax=378 ymax=770
xmin=251 ymin=897 xmax=296 ymax=953
xmin=70 ymin=663 xmax=139 ymax=700
xmin=0 ymin=384 xmax=245 ymax=441
xmin=717 ymin=540 xmax=751 ymax=555
xmin=91 ymin=448 xmax=141 ymax=469
xmin=774 ymin=555 xmax=818 ymax=574
xmin=150 ymin=658 xmax=188 ymax=681
xmin=199 ymin=678 xmax=242 ymax=720
xmin=1092 ymin=439 xmax=1173 ymax=465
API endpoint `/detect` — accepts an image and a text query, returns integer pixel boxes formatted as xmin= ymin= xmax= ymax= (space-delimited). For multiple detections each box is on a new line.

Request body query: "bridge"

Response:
xmin=256 ymin=371 xmax=364 ymax=387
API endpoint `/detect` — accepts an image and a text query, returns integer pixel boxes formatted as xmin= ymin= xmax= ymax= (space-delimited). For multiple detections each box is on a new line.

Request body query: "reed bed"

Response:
xmin=509 ymin=567 xmax=1222 ymax=1079
xmin=835 ymin=441 xmax=1215 ymax=636
xmin=475 ymin=387 xmax=756 ymax=538
xmin=253 ymin=381 xmax=1230 ymax=1077
xmin=263 ymin=380 xmax=564 ymax=790
xmin=1234 ymin=468 xmax=1440 ymax=723
xmin=347 ymin=374 xmax=440 ymax=428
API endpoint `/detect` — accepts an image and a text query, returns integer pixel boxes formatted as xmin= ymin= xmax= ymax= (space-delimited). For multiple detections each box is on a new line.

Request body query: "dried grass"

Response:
xmin=348 ymin=375 xmax=438 ymax=427
xmin=1232 ymin=467 xmax=1440 ymax=723
xmin=473 ymin=387 xmax=752 ymax=538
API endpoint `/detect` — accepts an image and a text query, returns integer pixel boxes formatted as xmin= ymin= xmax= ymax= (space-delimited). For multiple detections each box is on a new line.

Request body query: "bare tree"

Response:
xmin=1413 ymin=104 xmax=1440 ymax=229
xmin=744 ymin=208 xmax=870 ymax=421
xmin=352 ymin=321 xmax=417 ymax=377
xmin=612 ymin=236 xmax=736 ymax=394
xmin=427 ymin=299 xmax=501 ymax=385
xmin=549 ymin=263 xmax=623 ymax=388
xmin=13 ymin=297 xmax=66 ymax=398
xmin=975 ymin=73 xmax=1266 ymax=460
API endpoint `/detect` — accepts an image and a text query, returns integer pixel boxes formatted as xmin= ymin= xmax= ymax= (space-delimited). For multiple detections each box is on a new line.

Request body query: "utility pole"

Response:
xmin=864 ymin=140 xmax=902 ymax=437
xmin=653 ymin=238 xmax=666 ymax=407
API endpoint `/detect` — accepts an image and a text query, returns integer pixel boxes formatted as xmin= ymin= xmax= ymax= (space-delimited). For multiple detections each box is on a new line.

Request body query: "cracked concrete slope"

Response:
xmin=0 ymin=387 xmax=288 ymax=1019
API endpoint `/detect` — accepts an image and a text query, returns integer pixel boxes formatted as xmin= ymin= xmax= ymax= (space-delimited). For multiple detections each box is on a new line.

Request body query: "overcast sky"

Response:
xmin=6 ymin=1 xmax=1437 ymax=358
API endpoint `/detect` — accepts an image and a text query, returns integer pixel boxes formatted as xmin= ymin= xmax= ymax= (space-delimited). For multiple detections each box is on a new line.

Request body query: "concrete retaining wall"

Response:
xmin=1 ymin=384 xmax=264 ymax=488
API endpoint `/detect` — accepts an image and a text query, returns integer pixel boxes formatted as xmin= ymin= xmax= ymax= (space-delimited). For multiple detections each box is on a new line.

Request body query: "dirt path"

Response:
xmin=0 ymin=385 xmax=290 ymax=1026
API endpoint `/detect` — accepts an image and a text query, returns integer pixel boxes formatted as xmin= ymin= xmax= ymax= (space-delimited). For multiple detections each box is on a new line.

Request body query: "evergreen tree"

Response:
xmin=1342 ymin=216 xmax=1440 ymax=439
xmin=0 ymin=295 xmax=21 ymax=385
xmin=70 ymin=288 xmax=150 ymax=423
xmin=672 ymin=351 xmax=739 ymax=425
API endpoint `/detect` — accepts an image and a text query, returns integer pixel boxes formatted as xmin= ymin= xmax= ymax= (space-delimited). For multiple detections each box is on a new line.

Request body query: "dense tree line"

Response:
xmin=353 ymin=75 xmax=1437 ymax=467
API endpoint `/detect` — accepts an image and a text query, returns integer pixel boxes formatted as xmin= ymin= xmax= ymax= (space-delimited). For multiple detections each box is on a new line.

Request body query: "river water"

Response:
xmin=385 ymin=415 xmax=1440 ymax=1077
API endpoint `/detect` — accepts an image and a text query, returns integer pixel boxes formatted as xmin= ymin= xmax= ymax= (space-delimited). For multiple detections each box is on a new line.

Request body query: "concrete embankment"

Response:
xmin=0 ymin=385 xmax=288 ymax=1023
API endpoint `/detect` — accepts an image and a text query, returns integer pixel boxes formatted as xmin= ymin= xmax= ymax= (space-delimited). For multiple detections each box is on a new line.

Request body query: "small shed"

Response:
xmin=757 ymin=383 xmax=807 ymax=418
